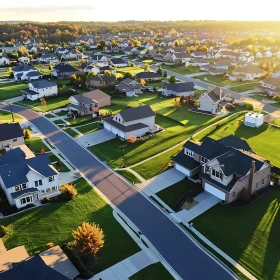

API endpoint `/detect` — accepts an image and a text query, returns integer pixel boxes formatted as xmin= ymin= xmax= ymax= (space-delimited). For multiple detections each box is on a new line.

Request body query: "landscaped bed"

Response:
xmin=1 ymin=178 xmax=140 ymax=274
xmin=117 ymin=170 xmax=141 ymax=184
xmin=192 ymin=189 xmax=280 ymax=280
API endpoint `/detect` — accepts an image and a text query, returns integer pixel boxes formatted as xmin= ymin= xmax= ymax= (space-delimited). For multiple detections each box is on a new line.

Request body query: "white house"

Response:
xmin=18 ymin=56 xmax=30 ymax=65
xmin=0 ymin=148 xmax=60 ymax=209
xmin=62 ymin=49 xmax=83 ymax=60
xmin=12 ymin=65 xmax=42 ymax=82
xmin=0 ymin=123 xmax=24 ymax=150
xmin=256 ymin=52 xmax=263 ymax=59
xmin=103 ymin=105 xmax=156 ymax=139
xmin=38 ymin=53 xmax=59 ymax=63
xmin=88 ymin=54 xmax=108 ymax=67
xmin=115 ymin=78 xmax=144 ymax=97
xmin=82 ymin=64 xmax=100 ymax=74
xmin=244 ymin=112 xmax=264 ymax=128
xmin=22 ymin=80 xmax=58 ymax=101
xmin=264 ymin=51 xmax=272 ymax=58
xmin=56 ymin=47 xmax=69 ymax=55
xmin=0 ymin=56 xmax=10 ymax=66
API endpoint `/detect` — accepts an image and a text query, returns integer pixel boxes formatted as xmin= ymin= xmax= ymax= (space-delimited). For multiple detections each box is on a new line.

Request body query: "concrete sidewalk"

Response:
xmin=91 ymin=248 xmax=159 ymax=280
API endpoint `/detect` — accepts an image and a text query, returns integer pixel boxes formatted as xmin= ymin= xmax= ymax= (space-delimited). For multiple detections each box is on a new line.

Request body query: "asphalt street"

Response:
xmin=0 ymin=103 xmax=237 ymax=280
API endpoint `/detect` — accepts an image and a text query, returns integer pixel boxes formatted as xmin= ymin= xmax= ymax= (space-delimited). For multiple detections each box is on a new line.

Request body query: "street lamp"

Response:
xmin=119 ymin=144 xmax=127 ymax=167
xmin=9 ymin=103 xmax=15 ymax=122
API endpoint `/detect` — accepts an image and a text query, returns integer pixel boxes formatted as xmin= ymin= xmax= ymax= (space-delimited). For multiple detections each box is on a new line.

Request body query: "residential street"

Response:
xmin=0 ymin=103 xmax=237 ymax=280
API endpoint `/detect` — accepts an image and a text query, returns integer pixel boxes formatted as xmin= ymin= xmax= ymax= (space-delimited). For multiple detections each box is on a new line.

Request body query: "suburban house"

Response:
xmin=52 ymin=63 xmax=78 ymax=78
xmin=85 ymin=74 xmax=117 ymax=88
xmin=109 ymin=58 xmax=127 ymax=68
xmin=0 ymin=123 xmax=24 ymax=150
xmin=61 ymin=49 xmax=83 ymax=60
xmin=0 ymin=148 xmax=60 ymax=209
xmin=0 ymin=56 xmax=10 ymax=66
xmin=98 ymin=65 xmax=116 ymax=74
xmin=173 ymin=135 xmax=271 ymax=203
xmin=171 ymin=52 xmax=192 ymax=63
xmin=38 ymin=53 xmax=59 ymax=63
xmin=191 ymin=51 xmax=207 ymax=58
xmin=271 ymin=70 xmax=280 ymax=78
xmin=244 ymin=112 xmax=264 ymax=128
xmin=220 ymin=51 xmax=239 ymax=60
xmin=18 ymin=56 xmax=30 ymax=65
xmin=256 ymin=52 xmax=263 ymax=59
xmin=12 ymin=65 xmax=42 ymax=82
xmin=162 ymin=82 xmax=196 ymax=97
xmin=103 ymin=105 xmax=156 ymax=139
xmin=115 ymin=78 xmax=144 ymax=97
xmin=135 ymin=72 xmax=162 ymax=82
xmin=123 ymin=47 xmax=139 ymax=55
xmin=56 ymin=47 xmax=70 ymax=55
xmin=68 ymin=89 xmax=111 ymax=116
xmin=82 ymin=64 xmax=100 ymax=74
xmin=104 ymin=45 xmax=120 ymax=53
xmin=186 ymin=58 xmax=208 ymax=67
xmin=88 ymin=54 xmax=108 ymax=67
xmin=264 ymin=50 xmax=273 ymax=58
xmin=198 ymin=87 xmax=229 ymax=114
xmin=229 ymin=65 xmax=264 ymax=81
xmin=21 ymin=80 xmax=58 ymax=101
xmin=259 ymin=77 xmax=280 ymax=95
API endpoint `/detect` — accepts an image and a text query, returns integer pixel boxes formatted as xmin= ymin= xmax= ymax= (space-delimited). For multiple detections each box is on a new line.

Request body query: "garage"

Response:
xmin=103 ymin=122 xmax=112 ymax=132
xmin=174 ymin=163 xmax=190 ymax=176
xmin=204 ymin=183 xmax=225 ymax=200
xmin=112 ymin=127 xmax=124 ymax=139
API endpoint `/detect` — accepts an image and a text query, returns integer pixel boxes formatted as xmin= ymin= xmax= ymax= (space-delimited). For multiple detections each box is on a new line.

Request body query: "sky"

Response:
xmin=1 ymin=0 xmax=280 ymax=22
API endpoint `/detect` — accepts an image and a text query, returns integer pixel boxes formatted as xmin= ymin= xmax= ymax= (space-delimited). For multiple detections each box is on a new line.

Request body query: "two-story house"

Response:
xmin=88 ymin=54 xmax=108 ymax=67
xmin=21 ymin=80 xmax=58 ymax=101
xmin=18 ymin=56 xmax=30 ymax=65
xmin=38 ymin=53 xmax=59 ymax=63
xmin=68 ymin=89 xmax=111 ymax=116
xmin=62 ymin=49 xmax=83 ymax=61
xmin=0 ymin=148 xmax=60 ymax=209
xmin=135 ymin=72 xmax=162 ymax=82
xmin=52 ymin=63 xmax=78 ymax=78
xmin=0 ymin=123 xmax=24 ymax=150
xmin=115 ymin=78 xmax=145 ymax=97
xmin=0 ymin=56 xmax=10 ymax=66
xmin=162 ymin=82 xmax=196 ymax=97
xmin=259 ymin=77 xmax=280 ymax=96
xmin=12 ymin=65 xmax=42 ymax=82
xmin=229 ymin=65 xmax=264 ymax=81
xmin=85 ymin=74 xmax=117 ymax=88
xmin=103 ymin=105 xmax=156 ymax=139
xmin=173 ymin=135 xmax=271 ymax=203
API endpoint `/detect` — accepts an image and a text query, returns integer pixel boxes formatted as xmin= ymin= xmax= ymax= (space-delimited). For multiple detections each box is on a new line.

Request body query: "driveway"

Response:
xmin=137 ymin=168 xmax=185 ymax=196
xmin=175 ymin=192 xmax=221 ymax=224
xmin=77 ymin=129 xmax=115 ymax=147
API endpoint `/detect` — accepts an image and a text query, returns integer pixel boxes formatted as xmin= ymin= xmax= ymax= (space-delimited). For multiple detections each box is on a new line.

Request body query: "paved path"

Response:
xmin=4 ymin=96 xmax=24 ymax=103
xmin=91 ymin=248 xmax=159 ymax=280
xmin=0 ymin=103 xmax=237 ymax=280
xmin=77 ymin=129 xmax=115 ymax=147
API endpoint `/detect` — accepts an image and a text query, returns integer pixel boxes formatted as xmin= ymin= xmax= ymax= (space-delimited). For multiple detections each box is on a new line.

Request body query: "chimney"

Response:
xmin=246 ymin=160 xmax=256 ymax=201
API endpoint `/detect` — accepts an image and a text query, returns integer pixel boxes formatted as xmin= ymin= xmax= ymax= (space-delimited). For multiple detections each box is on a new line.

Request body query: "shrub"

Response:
xmin=60 ymin=184 xmax=77 ymax=201
xmin=41 ymin=197 xmax=49 ymax=204
xmin=47 ymin=242 xmax=54 ymax=248
xmin=244 ymin=102 xmax=254 ymax=111
xmin=23 ymin=128 xmax=32 ymax=139
xmin=0 ymin=225 xmax=8 ymax=238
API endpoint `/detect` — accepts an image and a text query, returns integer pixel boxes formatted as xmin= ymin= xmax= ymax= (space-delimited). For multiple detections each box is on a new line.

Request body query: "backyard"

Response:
xmin=0 ymin=82 xmax=28 ymax=101
xmin=193 ymin=189 xmax=280 ymax=280
xmin=1 ymin=178 xmax=140 ymax=274
xmin=162 ymin=65 xmax=200 ymax=75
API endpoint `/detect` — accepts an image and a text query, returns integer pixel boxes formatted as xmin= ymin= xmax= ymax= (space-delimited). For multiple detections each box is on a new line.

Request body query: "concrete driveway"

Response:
xmin=77 ymin=129 xmax=115 ymax=147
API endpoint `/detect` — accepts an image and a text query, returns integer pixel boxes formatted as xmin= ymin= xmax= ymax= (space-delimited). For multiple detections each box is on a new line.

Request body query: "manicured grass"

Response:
xmin=117 ymin=170 xmax=142 ymax=184
xmin=273 ymin=119 xmax=280 ymax=126
xmin=89 ymin=113 xmax=221 ymax=168
xmin=156 ymin=179 xmax=202 ymax=211
xmin=146 ymin=82 xmax=166 ymax=88
xmin=63 ymin=128 xmax=80 ymax=138
xmin=0 ymin=110 xmax=22 ymax=123
xmin=34 ymin=65 xmax=52 ymax=75
xmin=54 ymin=162 xmax=70 ymax=172
xmin=55 ymin=111 xmax=68 ymax=116
xmin=53 ymin=119 xmax=66 ymax=125
xmin=129 ymin=263 xmax=173 ymax=280
xmin=76 ymin=122 xmax=100 ymax=135
xmin=25 ymin=137 xmax=50 ymax=153
xmin=117 ymin=66 xmax=143 ymax=76
xmin=132 ymin=146 xmax=181 ymax=180
xmin=44 ymin=113 xmax=55 ymax=118
xmin=198 ymin=114 xmax=280 ymax=168
xmin=2 ymin=178 xmax=140 ymax=274
xmin=67 ymin=115 xmax=96 ymax=126
xmin=0 ymin=82 xmax=28 ymax=101
xmin=162 ymin=65 xmax=200 ymax=75
xmin=229 ymin=82 xmax=259 ymax=93
xmin=193 ymin=190 xmax=280 ymax=280
xmin=47 ymin=152 xmax=59 ymax=163
xmin=141 ymin=59 xmax=153 ymax=64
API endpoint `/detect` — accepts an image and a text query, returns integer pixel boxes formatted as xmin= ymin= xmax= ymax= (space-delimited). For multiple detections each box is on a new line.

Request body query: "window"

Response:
xmin=262 ymin=179 xmax=265 ymax=185
xmin=206 ymin=166 xmax=210 ymax=174
xmin=200 ymin=156 xmax=207 ymax=163
xmin=52 ymin=186 xmax=56 ymax=191
xmin=212 ymin=169 xmax=223 ymax=180
xmin=35 ymin=180 xmax=43 ymax=187
xmin=46 ymin=188 xmax=51 ymax=193
xmin=185 ymin=149 xmax=194 ymax=158
xmin=26 ymin=197 xmax=31 ymax=203
xmin=20 ymin=198 xmax=26 ymax=204
xmin=232 ymin=192 xmax=236 ymax=197
xmin=13 ymin=139 xmax=17 ymax=142
xmin=41 ymin=190 xmax=45 ymax=193
xmin=48 ymin=176 xmax=54 ymax=182
xmin=21 ymin=184 xmax=27 ymax=189
xmin=15 ymin=185 xmax=20 ymax=191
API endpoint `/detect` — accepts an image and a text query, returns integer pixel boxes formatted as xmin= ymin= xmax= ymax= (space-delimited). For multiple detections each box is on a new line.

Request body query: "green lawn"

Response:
xmin=47 ymin=152 xmax=59 ymax=163
xmin=273 ymin=119 xmax=280 ymax=126
xmin=162 ymin=65 xmax=200 ymax=75
xmin=89 ymin=113 xmax=221 ymax=168
xmin=53 ymin=119 xmax=66 ymax=125
xmin=229 ymin=82 xmax=259 ymax=93
xmin=0 ymin=110 xmax=22 ymax=123
xmin=54 ymin=162 xmax=70 ymax=172
xmin=130 ymin=263 xmax=173 ymax=280
xmin=156 ymin=179 xmax=202 ymax=211
xmin=117 ymin=170 xmax=142 ymax=184
xmin=63 ymin=128 xmax=80 ymax=138
xmin=67 ymin=115 xmax=96 ymax=126
xmin=55 ymin=111 xmax=68 ymax=117
xmin=76 ymin=122 xmax=100 ymax=135
xmin=132 ymin=146 xmax=181 ymax=180
xmin=44 ymin=113 xmax=55 ymax=118
xmin=25 ymin=137 xmax=50 ymax=153
xmin=34 ymin=65 xmax=52 ymax=75
xmin=193 ymin=190 xmax=280 ymax=280
xmin=197 ymin=114 xmax=280 ymax=168
xmin=1 ymin=178 xmax=140 ymax=274
xmin=0 ymin=83 xmax=28 ymax=101
xmin=117 ymin=66 xmax=143 ymax=76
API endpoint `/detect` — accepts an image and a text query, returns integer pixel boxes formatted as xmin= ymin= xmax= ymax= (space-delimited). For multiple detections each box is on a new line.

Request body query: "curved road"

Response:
xmin=0 ymin=103 xmax=237 ymax=280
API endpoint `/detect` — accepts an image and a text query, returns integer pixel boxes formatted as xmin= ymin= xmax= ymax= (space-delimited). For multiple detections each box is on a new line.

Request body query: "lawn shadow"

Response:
xmin=233 ymin=122 xmax=269 ymax=140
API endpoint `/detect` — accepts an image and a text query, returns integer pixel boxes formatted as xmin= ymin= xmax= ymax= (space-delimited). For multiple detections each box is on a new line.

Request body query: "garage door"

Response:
xmin=204 ymin=183 xmax=225 ymax=200
xmin=175 ymin=163 xmax=190 ymax=176
xmin=104 ymin=122 xmax=112 ymax=131
xmin=111 ymin=127 xmax=125 ymax=139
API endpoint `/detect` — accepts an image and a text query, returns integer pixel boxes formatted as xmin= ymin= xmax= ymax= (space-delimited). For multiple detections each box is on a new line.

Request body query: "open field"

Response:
xmin=1 ymin=178 xmax=140 ymax=274
xmin=0 ymin=110 xmax=22 ymax=123
xmin=193 ymin=190 xmax=280 ymax=280
xmin=0 ymin=83 xmax=28 ymax=101
xmin=162 ymin=65 xmax=200 ymax=75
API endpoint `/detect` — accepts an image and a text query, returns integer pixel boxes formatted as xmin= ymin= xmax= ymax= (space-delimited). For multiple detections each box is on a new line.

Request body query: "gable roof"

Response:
xmin=53 ymin=63 xmax=77 ymax=73
xmin=262 ymin=77 xmax=280 ymax=87
xmin=164 ymin=82 xmax=195 ymax=93
xmin=118 ymin=105 xmax=155 ymax=122
xmin=110 ymin=58 xmax=126 ymax=64
xmin=72 ymin=89 xmax=110 ymax=104
xmin=234 ymin=65 xmax=264 ymax=74
xmin=135 ymin=72 xmax=161 ymax=79
xmin=217 ymin=135 xmax=252 ymax=152
xmin=12 ymin=65 xmax=35 ymax=72
xmin=200 ymin=87 xmax=222 ymax=103
xmin=0 ymin=123 xmax=23 ymax=141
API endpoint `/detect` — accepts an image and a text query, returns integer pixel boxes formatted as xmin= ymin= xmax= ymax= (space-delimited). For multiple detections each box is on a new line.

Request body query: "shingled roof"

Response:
xmin=119 ymin=105 xmax=155 ymax=122
xmin=0 ymin=123 xmax=23 ymax=141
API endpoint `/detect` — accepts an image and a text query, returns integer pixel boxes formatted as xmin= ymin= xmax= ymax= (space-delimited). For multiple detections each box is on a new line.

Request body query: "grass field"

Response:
xmin=44 ymin=113 xmax=55 ymax=118
xmin=67 ymin=115 xmax=96 ymax=126
xmin=34 ymin=64 xmax=52 ymax=75
xmin=25 ymin=137 xmax=50 ymax=153
xmin=63 ymin=128 xmax=80 ymax=138
xmin=162 ymin=65 xmax=200 ymax=75
xmin=0 ymin=83 xmax=28 ymax=101
xmin=1 ymin=178 xmax=140 ymax=274
xmin=132 ymin=146 xmax=181 ymax=180
xmin=229 ymin=82 xmax=259 ymax=93
xmin=129 ymin=263 xmax=173 ymax=280
xmin=156 ymin=179 xmax=202 ymax=211
xmin=196 ymin=114 xmax=280 ymax=168
xmin=89 ymin=113 xmax=221 ymax=168
xmin=76 ymin=122 xmax=100 ymax=135
xmin=193 ymin=190 xmax=280 ymax=280
xmin=117 ymin=66 xmax=144 ymax=76
xmin=117 ymin=170 xmax=142 ymax=184
xmin=0 ymin=110 xmax=22 ymax=123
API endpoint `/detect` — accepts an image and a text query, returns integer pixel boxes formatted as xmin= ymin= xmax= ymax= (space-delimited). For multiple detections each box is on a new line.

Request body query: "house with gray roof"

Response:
xmin=259 ymin=77 xmax=280 ymax=96
xmin=21 ymin=80 xmax=58 ymax=101
xmin=0 ymin=123 xmax=24 ymax=150
xmin=135 ymin=72 xmax=162 ymax=82
xmin=38 ymin=53 xmax=59 ymax=63
xmin=115 ymin=78 xmax=145 ymax=97
xmin=0 ymin=147 xmax=60 ymax=209
xmin=52 ymin=63 xmax=78 ymax=78
xmin=12 ymin=65 xmax=41 ymax=82
xmin=162 ymin=82 xmax=195 ymax=97
xmin=173 ymin=135 xmax=271 ymax=203
xmin=109 ymin=58 xmax=127 ymax=68
xmin=103 ymin=105 xmax=156 ymax=139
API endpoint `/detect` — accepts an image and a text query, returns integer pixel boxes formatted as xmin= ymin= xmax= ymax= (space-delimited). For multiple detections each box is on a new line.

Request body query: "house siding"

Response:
xmin=0 ymin=136 xmax=25 ymax=149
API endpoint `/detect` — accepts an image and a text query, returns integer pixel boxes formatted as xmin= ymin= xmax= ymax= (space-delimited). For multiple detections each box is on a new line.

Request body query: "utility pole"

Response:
xmin=119 ymin=144 xmax=127 ymax=167
xmin=9 ymin=103 xmax=15 ymax=122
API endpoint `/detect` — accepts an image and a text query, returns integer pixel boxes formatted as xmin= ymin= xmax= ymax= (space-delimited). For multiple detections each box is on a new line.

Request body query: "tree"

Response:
xmin=40 ymin=97 xmax=47 ymax=112
xmin=72 ymin=222 xmax=105 ymax=259
xmin=157 ymin=67 xmax=163 ymax=76
xmin=244 ymin=102 xmax=254 ymax=111
xmin=59 ymin=84 xmax=66 ymax=94
xmin=0 ymin=225 xmax=8 ymax=238
xmin=60 ymin=184 xmax=77 ymax=200
xmin=103 ymin=70 xmax=113 ymax=77
xmin=273 ymin=94 xmax=280 ymax=104
xmin=23 ymin=128 xmax=31 ymax=139
xmin=87 ymin=71 xmax=97 ymax=78
xmin=127 ymin=135 xmax=137 ymax=143
xmin=169 ymin=76 xmax=176 ymax=84
xmin=163 ymin=71 xmax=167 ymax=78
xmin=123 ymin=72 xmax=134 ymax=79
xmin=144 ymin=63 xmax=150 ymax=72
xmin=139 ymin=78 xmax=146 ymax=85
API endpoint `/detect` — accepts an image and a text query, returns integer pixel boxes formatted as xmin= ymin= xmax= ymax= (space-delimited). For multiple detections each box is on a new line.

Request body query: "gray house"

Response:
xmin=115 ymin=78 xmax=144 ymax=97
xmin=0 ymin=123 xmax=24 ymax=150
xmin=162 ymin=82 xmax=196 ymax=97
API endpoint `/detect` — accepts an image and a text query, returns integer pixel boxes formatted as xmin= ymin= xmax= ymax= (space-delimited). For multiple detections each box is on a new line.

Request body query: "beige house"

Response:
xmin=0 ymin=123 xmax=24 ymax=150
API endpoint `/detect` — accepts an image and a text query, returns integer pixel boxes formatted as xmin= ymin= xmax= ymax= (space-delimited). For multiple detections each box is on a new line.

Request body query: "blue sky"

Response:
xmin=1 ymin=0 xmax=279 ymax=22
